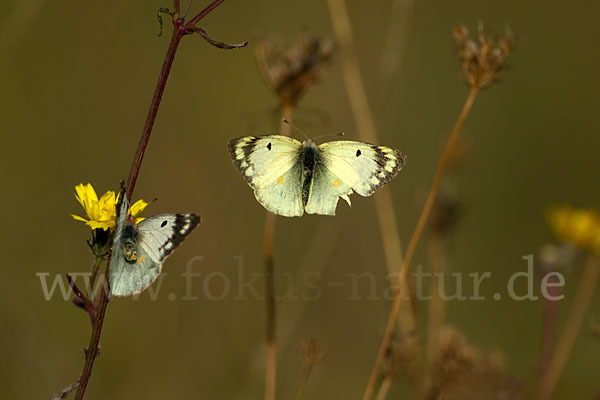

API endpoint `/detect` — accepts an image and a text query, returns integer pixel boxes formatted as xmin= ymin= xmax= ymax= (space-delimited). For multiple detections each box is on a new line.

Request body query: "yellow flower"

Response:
xmin=71 ymin=183 xmax=148 ymax=230
xmin=547 ymin=205 xmax=600 ymax=255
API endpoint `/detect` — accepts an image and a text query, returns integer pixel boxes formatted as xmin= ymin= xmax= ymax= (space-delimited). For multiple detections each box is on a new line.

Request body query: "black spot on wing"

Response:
xmin=161 ymin=220 xmax=167 ymax=227
xmin=356 ymin=149 xmax=361 ymax=157
xmin=267 ymin=142 xmax=272 ymax=150
xmin=158 ymin=214 xmax=201 ymax=261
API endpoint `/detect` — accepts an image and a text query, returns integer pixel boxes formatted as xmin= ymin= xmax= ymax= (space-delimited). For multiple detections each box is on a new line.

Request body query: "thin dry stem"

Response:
xmin=536 ymin=251 xmax=562 ymax=394
xmin=424 ymin=235 xmax=447 ymax=387
xmin=376 ymin=0 xmax=414 ymax=110
xmin=374 ymin=376 xmax=393 ymax=400
xmin=295 ymin=365 xmax=313 ymax=400
xmin=538 ymin=255 xmax=600 ymax=400
xmin=264 ymin=210 xmax=277 ymax=400
xmin=326 ymin=0 xmax=410 ymax=330
xmin=263 ymin=103 xmax=294 ymax=400
xmin=363 ymin=87 xmax=478 ymax=400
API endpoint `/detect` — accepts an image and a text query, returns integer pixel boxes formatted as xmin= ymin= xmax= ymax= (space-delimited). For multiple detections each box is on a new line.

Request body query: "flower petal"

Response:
xmin=87 ymin=219 xmax=114 ymax=231
xmin=70 ymin=214 xmax=89 ymax=223
xmin=130 ymin=199 xmax=149 ymax=217
xmin=74 ymin=183 xmax=99 ymax=217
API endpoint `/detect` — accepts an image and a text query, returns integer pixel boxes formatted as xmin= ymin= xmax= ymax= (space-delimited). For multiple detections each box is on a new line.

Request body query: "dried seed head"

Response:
xmin=428 ymin=327 xmax=514 ymax=400
xmin=255 ymin=33 xmax=335 ymax=107
xmin=385 ymin=333 xmax=420 ymax=382
xmin=454 ymin=23 xmax=514 ymax=90
xmin=431 ymin=327 xmax=480 ymax=397
xmin=301 ymin=336 xmax=324 ymax=366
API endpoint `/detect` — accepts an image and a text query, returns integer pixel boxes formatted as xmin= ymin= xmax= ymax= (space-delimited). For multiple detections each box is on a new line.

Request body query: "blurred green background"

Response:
xmin=1 ymin=0 xmax=599 ymax=398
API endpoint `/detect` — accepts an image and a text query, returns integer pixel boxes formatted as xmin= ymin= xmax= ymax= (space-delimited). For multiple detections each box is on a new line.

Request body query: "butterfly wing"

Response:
xmin=305 ymin=141 xmax=406 ymax=215
xmin=228 ymin=135 xmax=305 ymax=217
xmin=109 ymin=190 xmax=201 ymax=297
xmin=304 ymin=162 xmax=354 ymax=216
xmin=108 ymin=188 xmax=131 ymax=296
xmin=110 ymin=238 xmax=162 ymax=297
xmin=137 ymin=214 xmax=201 ymax=263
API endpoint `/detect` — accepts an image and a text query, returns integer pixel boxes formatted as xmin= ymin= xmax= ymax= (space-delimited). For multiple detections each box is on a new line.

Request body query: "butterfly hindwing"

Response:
xmin=254 ymin=161 xmax=304 ymax=217
xmin=317 ymin=141 xmax=406 ymax=197
xmin=109 ymin=188 xmax=201 ymax=297
xmin=228 ymin=135 xmax=305 ymax=216
xmin=110 ymin=239 xmax=162 ymax=297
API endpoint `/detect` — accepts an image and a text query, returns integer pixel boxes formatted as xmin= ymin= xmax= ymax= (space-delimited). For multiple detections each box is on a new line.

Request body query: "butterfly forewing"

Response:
xmin=137 ymin=214 xmax=201 ymax=262
xmin=318 ymin=141 xmax=406 ymax=197
xmin=228 ymin=135 xmax=305 ymax=216
xmin=228 ymin=136 xmax=303 ymax=189
xmin=109 ymin=188 xmax=201 ymax=297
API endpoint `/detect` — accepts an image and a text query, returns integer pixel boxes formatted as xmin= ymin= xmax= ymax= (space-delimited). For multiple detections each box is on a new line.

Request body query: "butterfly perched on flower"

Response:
xmin=227 ymin=134 xmax=406 ymax=217
xmin=109 ymin=186 xmax=201 ymax=297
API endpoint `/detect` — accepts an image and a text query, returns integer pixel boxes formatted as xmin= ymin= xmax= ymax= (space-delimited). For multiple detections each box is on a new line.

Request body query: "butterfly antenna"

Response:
xmin=282 ymin=119 xmax=309 ymax=140
xmin=311 ymin=131 xmax=345 ymax=141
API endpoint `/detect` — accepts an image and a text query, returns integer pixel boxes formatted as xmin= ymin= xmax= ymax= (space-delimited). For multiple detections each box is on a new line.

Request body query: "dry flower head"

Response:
xmin=255 ymin=33 xmax=335 ymax=107
xmin=454 ymin=23 xmax=514 ymax=90
xmin=385 ymin=332 xmax=420 ymax=382
xmin=428 ymin=327 xmax=512 ymax=400
xmin=301 ymin=336 xmax=324 ymax=366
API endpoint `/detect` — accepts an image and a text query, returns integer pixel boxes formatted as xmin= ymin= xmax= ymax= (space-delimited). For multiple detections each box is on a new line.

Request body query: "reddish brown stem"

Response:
xmin=126 ymin=27 xmax=184 ymax=200
xmin=537 ymin=273 xmax=561 ymax=391
xmin=73 ymin=271 xmax=110 ymax=400
xmin=73 ymin=3 xmax=227 ymax=398
xmin=187 ymin=0 xmax=226 ymax=27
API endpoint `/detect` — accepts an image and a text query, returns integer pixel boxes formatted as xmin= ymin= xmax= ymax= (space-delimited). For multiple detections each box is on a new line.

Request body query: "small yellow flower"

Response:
xmin=70 ymin=183 xmax=148 ymax=230
xmin=547 ymin=205 xmax=600 ymax=255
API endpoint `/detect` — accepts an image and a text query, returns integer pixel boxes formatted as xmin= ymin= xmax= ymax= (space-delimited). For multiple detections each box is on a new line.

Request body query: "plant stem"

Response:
xmin=362 ymin=87 xmax=478 ymax=400
xmin=295 ymin=365 xmax=313 ymax=400
xmin=126 ymin=27 xmax=184 ymax=200
xmin=538 ymin=255 xmax=600 ymax=400
xmin=73 ymin=265 xmax=110 ymax=400
xmin=423 ymin=234 xmax=446 ymax=395
xmin=374 ymin=375 xmax=393 ymax=400
xmin=536 ymin=270 xmax=562 ymax=399
xmin=326 ymin=0 xmax=410 ymax=330
xmin=187 ymin=0 xmax=226 ymax=27
xmin=73 ymin=2 xmax=227 ymax=398
xmin=264 ymin=210 xmax=277 ymax=400
xmin=263 ymin=103 xmax=294 ymax=400
xmin=89 ymin=256 xmax=103 ymax=292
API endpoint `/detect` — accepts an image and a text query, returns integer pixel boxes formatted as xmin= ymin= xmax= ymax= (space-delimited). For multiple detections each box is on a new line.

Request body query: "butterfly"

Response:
xmin=227 ymin=135 xmax=406 ymax=217
xmin=109 ymin=186 xmax=201 ymax=297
